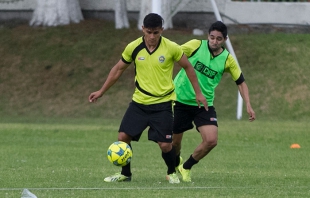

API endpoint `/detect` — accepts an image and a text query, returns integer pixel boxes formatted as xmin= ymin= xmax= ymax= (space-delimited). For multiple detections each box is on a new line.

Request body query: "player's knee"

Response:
xmin=209 ymin=141 xmax=217 ymax=148
xmin=118 ymin=132 xmax=131 ymax=143
xmin=203 ymin=139 xmax=217 ymax=149
xmin=158 ymin=142 xmax=172 ymax=153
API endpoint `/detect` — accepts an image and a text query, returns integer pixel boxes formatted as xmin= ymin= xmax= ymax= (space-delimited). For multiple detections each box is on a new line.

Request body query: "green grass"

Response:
xmin=1 ymin=119 xmax=309 ymax=197
xmin=1 ymin=19 xmax=310 ymax=197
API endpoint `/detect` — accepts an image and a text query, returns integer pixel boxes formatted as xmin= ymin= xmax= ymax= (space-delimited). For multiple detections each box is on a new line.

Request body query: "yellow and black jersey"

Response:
xmin=122 ymin=36 xmax=183 ymax=105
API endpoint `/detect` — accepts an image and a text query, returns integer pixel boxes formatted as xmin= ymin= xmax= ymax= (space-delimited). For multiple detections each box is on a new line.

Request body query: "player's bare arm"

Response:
xmin=89 ymin=60 xmax=130 ymax=103
xmin=237 ymin=82 xmax=256 ymax=121
xmin=177 ymin=54 xmax=208 ymax=110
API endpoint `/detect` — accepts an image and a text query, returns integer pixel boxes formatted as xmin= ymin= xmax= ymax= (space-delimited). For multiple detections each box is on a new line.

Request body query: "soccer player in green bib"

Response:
xmin=89 ymin=13 xmax=207 ymax=183
xmin=173 ymin=21 xmax=256 ymax=182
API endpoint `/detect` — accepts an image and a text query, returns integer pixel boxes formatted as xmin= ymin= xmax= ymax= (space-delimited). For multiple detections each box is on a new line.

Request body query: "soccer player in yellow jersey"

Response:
xmin=89 ymin=13 xmax=207 ymax=183
xmin=173 ymin=21 xmax=256 ymax=182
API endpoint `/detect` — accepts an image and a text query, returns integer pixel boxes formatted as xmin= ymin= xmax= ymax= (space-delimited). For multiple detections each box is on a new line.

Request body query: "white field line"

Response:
xmin=1 ymin=186 xmax=309 ymax=191
xmin=0 ymin=186 xmax=250 ymax=191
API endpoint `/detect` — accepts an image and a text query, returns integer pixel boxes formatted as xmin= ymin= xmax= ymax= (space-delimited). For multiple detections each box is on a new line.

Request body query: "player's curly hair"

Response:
xmin=143 ymin=13 xmax=164 ymax=28
xmin=209 ymin=21 xmax=227 ymax=38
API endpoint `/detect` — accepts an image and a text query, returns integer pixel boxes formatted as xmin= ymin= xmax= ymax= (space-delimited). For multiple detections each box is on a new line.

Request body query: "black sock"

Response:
xmin=175 ymin=152 xmax=181 ymax=167
xmin=162 ymin=148 xmax=176 ymax=175
xmin=121 ymin=143 xmax=132 ymax=177
xmin=121 ymin=162 xmax=131 ymax=177
xmin=183 ymin=155 xmax=198 ymax=170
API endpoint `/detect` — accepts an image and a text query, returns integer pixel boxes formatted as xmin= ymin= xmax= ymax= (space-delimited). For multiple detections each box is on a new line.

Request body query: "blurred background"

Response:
xmin=1 ymin=0 xmax=310 ymax=31
xmin=0 ymin=0 xmax=309 ymax=121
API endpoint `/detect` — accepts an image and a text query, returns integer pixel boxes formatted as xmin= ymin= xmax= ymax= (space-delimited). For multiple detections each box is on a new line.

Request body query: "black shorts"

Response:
xmin=119 ymin=101 xmax=173 ymax=142
xmin=173 ymin=101 xmax=218 ymax=134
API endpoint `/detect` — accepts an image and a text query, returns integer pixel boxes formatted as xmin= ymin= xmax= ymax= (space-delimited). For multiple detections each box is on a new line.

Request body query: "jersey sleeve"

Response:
xmin=181 ymin=39 xmax=201 ymax=57
xmin=121 ymin=43 xmax=133 ymax=64
xmin=169 ymin=40 xmax=184 ymax=62
xmin=225 ymin=54 xmax=244 ymax=84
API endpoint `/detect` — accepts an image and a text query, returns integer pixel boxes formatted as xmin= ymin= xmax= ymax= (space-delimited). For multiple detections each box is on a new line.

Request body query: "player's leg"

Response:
xmin=172 ymin=132 xmax=183 ymax=168
xmin=158 ymin=141 xmax=180 ymax=183
xmin=188 ymin=125 xmax=218 ymax=162
xmin=172 ymin=101 xmax=195 ymax=171
xmin=148 ymin=101 xmax=180 ymax=183
xmin=104 ymin=102 xmax=148 ymax=182
xmin=172 ymin=133 xmax=183 ymax=156
xmin=178 ymin=106 xmax=218 ymax=182
xmin=117 ymin=132 xmax=133 ymax=180
xmin=118 ymin=132 xmax=132 ymax=143
xmin=158 ymin=141 xmax=175 ymax=174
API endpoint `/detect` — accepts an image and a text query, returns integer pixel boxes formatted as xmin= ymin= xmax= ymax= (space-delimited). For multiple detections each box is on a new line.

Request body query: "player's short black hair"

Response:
xmin=209 ymin=21 xmax=228 ymax=38
xmin=143 ymin=13 xmax=164 ymax=28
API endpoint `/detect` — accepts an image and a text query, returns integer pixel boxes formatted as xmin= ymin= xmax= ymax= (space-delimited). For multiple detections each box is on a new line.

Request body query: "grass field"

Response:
xmin=1 ymin=19 xmax=310 ymax=197
xmin=1 ymin=118 xmax=309 ymax=198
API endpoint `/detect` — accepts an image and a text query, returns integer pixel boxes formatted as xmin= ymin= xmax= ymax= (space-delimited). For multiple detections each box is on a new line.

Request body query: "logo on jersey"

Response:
xmin=159 ymin=55 xmax=165 ymax=63
xmin=194 ymin=61 xmax=218 ymax=79
xmin=138 ymin=57 xmax=145 ymax=60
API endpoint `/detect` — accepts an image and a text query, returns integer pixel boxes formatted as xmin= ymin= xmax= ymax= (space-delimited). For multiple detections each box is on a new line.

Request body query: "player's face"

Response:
xmin=142 ymin=26 xmax=163 ymax=47
xmin=208 ymin=30 xmax=227 ymax=53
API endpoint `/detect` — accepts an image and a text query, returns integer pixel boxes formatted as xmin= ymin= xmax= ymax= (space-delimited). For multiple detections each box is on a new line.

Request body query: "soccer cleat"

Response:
xmin=175 ymin=156 xmax=183 ymax=173
xmin=104 ymin=173 xmax=131 ymax=182
xmin=166 ymin=173 xmax=180 ymax=184
xmin=178 ymin=164 xmax=191 ymax=182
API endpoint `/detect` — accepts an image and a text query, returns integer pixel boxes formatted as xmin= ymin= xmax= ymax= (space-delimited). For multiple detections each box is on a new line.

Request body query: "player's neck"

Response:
xmin=212 ymin=48 xmax=223 ymax=56
xmin=145 ymin=43 xmax=158 ymax=52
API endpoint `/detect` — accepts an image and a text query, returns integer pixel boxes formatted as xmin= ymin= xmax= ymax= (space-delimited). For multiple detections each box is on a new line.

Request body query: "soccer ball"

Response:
xmin=107 ymin=141 xmax=132 ymax=166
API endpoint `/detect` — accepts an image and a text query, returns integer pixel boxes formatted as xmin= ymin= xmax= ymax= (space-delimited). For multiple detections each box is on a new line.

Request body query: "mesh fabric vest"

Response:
xmin=174 ymin=40 xmax=229 ymax=106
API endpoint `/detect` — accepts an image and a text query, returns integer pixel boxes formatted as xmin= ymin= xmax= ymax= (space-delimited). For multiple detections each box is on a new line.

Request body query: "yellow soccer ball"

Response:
xmin=107 ymin=141 xmax=132 ymax=166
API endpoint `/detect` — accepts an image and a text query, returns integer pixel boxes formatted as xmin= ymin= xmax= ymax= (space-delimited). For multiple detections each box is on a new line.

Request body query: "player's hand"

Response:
xmin=247 ymin=106 xmax=256 ymax=122
xmin=88 ymin=91 xmax=103 ymax=103
xmin=196 ymin=93 xmax=208 ymax=111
